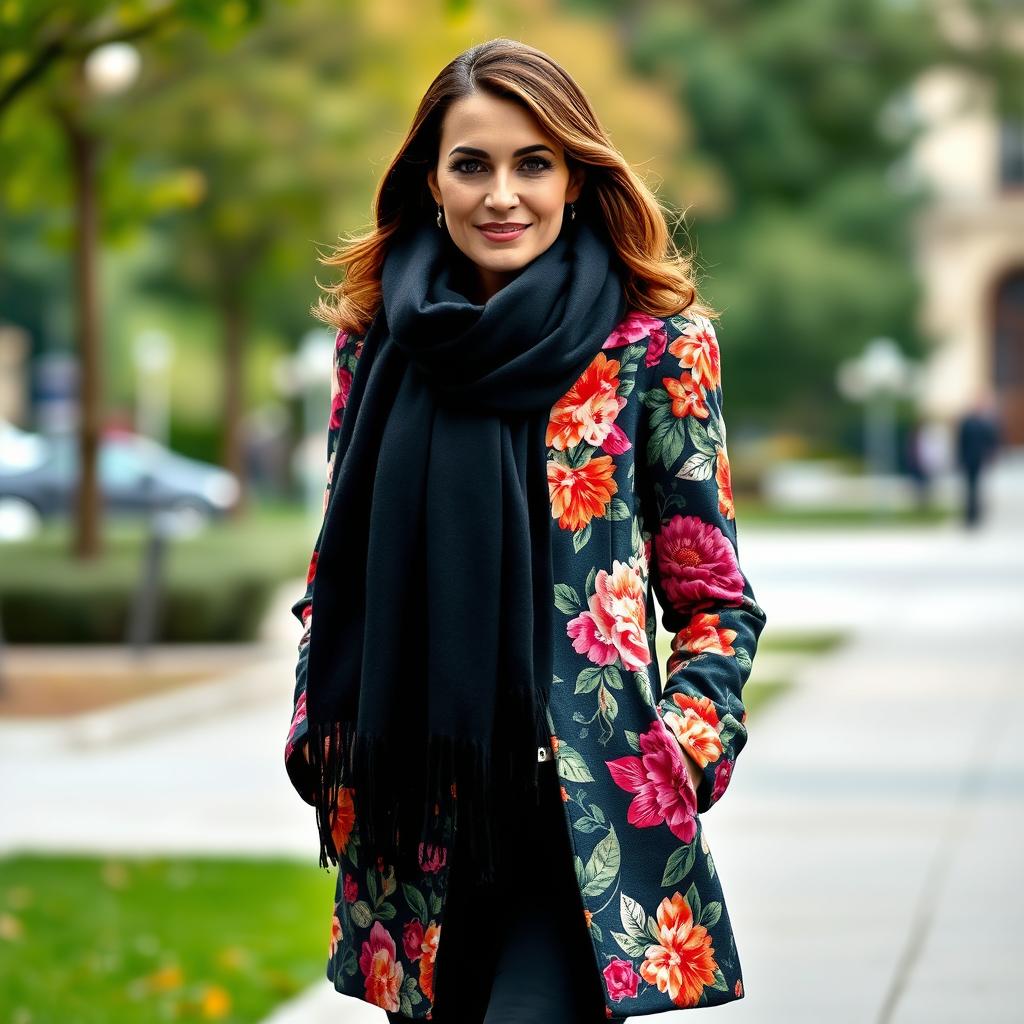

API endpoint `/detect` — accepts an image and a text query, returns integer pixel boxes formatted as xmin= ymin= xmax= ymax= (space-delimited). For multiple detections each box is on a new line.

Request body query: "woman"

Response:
xmin=284 ymin=37 xmax=767 ymax=1023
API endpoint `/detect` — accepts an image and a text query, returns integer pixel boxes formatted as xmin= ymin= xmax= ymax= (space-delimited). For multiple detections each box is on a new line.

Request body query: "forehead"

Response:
xmin=439 ymin=91 xmax=559 ymax=153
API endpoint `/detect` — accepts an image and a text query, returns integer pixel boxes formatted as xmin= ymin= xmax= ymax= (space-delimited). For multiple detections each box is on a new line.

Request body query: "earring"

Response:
xmin=569 ymin=202 xmax=576 ymax=221
xmin=436 ymin=204 xmax=444 ymax=228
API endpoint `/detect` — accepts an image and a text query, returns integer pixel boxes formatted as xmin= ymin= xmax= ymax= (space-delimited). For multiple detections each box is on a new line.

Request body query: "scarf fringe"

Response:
xmin=306 ymin=685 xmax=551 ymax=886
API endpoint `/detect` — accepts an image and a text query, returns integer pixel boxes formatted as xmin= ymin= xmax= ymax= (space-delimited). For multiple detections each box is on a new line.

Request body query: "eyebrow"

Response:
xmin=448 ymin=144 xmax=556 ymax=158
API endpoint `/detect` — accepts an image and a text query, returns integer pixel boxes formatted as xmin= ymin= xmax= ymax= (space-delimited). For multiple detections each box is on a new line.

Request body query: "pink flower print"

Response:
xmin=567 ymin=560 xmax=651 ymax=671
xmin=284 ymin=690 xmax=307 ymax=761
xmin=654 ymin=515 xmax=744 ymax=611
xmin=330 ymin=366 xmax=352 ymax=430
xmin=603 ymin=312 xmax=668 ymax=367
xmin=418 ymin=842 xmax=447 ymax=873
xmin=605 ymin=719 xmax=698 ymax=843
xmin=343 ymin=872 xmax=359 ymax=903
xmin=711 ymin=758 xmax=734 ymax=803
xmin=359 ymin=920 xmax=404 ymax=1011
xmin=603 ymin=957 xmax=640 ymax=1002
xmin=403 ymin=919 xmax=425 ymax=962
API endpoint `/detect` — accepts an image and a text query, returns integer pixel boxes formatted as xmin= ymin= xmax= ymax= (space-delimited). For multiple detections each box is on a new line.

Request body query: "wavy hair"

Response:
xmin=311 ymin=37 xmax=718 ymax=335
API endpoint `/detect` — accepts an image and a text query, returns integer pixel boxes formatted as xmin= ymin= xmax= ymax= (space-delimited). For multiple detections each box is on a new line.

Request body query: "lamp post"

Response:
xmin=133 ymin=328 xmax=173 ymax=448
xmin=273 ymin=329 xmax=335 ymax=521
xmin=51 ymin=42 xmax=140 ymax=558
xmin=836 ymin=336 xmax=919 ymax=515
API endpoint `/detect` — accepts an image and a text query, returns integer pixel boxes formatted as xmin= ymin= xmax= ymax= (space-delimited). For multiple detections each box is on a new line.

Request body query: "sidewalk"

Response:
xmin=1 ymin=476 xmax=1020 ymax=1022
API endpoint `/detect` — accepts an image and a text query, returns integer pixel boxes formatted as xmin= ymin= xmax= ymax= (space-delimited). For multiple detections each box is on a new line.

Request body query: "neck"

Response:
xmin=451 ymin=250 xmax=518 ymax=305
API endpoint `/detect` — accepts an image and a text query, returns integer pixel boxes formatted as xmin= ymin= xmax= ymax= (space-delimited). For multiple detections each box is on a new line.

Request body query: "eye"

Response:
xmin=521 ymin=156 xmax=553 ymax=172
xmin=450 ymin=158 xmax=484 ymax=174
xmin=448 ymin=156 xmax=554 ymax=174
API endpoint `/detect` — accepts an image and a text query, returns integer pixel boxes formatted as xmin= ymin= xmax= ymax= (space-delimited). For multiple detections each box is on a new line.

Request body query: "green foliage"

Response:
xmin=619 ymin=0 xmax=1022 ymax=441
xmin=0 ymin=852 xmax=336 ymax=1023
xmin=0 ymin=506 xmax=314 ymax=642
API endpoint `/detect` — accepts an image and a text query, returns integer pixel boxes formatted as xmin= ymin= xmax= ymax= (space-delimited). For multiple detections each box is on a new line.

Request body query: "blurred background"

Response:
xmin=1 ymin=1 xmax=1022 ymax=1022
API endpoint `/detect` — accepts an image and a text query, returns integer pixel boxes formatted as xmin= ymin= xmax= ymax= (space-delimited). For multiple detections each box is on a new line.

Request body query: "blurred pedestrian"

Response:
xmin=955 ymin=389 xmax=1001 ymax=527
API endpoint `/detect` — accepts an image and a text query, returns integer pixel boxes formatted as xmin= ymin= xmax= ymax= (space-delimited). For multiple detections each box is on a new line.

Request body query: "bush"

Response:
xmin=0 ymin=506 xmax=316 ymax=643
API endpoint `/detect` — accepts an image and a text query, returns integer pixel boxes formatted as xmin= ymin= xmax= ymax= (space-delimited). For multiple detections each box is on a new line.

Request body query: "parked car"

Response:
xmin=0 ymin=423 xmax=240 ymax=540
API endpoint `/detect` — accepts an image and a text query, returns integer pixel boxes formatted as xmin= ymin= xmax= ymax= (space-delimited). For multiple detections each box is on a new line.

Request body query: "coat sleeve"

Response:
xmin=638 ymin=313 xmax=768 ymax=815
xmin=284 ymin=326 xmax=361 ymax=805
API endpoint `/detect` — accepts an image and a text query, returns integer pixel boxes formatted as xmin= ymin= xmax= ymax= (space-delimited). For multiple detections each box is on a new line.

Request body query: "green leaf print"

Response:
xmin=632 ymin=668 xmax=654 ymax=707
xmin=686 ymin=415 xmax=717 ymax=456
xmin=375 ymin=901 xmax=397 ymax=921
xmin=619 ymin=892 xmax=647 ymax=942
xmin=580 ymin=824 xmax=620 ymax=897
xmin=555 ymin=741 xmax=595 ymax=782
xmin=607 ymin=497 xmax=631 ymax=520
xmin=403 ymin=882 xmax=428 ymax=922
xmin=700 ymin=901 xmax=723 ymax=929
xmin=677 ymin=448 xmax=716 ymax=482
xmin=350 ymin=900 xmax=373 ymax=929
xmin=661 ymin=842 xmax=697 ymax=887
xmin=685 ymin=881 xmax=702 ymax=925
xmin=554 ymin=582 xmax=582 ymax=614
xmin=575 ymin=666 xmax=603 ymax=694
xmin=572 ymin=522 xmax=592 ymax=552
xmin=612 ymin=929 xmax=649 ymax=959
xmin=660 ymin=419 xmax=687 ymax=470
xmin=603 ymin=666 xmax=624 ymax=690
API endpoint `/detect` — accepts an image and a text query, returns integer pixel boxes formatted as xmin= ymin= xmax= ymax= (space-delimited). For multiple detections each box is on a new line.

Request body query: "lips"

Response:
xmin=476 ymin=223 xmax=531 ymax=242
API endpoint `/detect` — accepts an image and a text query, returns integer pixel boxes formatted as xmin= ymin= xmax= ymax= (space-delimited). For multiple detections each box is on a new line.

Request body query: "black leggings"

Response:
xmin=386 ymin=758 xmax=626 ymax=1024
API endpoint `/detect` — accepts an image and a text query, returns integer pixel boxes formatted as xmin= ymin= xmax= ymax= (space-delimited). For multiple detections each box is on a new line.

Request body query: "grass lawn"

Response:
xmin=0 ymin=854 xmax=336 ymax=1023
xmin=757 ymin=629 xmax=847 ymax=655
xmin=734 ymin=497 xmax=953 ymax=528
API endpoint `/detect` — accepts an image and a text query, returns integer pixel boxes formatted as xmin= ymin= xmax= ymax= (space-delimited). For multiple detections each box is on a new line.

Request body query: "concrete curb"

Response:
xmin=0 ymin=650 xmax=296 ymax=755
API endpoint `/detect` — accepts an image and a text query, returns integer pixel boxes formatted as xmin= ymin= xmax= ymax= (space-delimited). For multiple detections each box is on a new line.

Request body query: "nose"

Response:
xmin=487 ymin=169 xmax=518 ymax=210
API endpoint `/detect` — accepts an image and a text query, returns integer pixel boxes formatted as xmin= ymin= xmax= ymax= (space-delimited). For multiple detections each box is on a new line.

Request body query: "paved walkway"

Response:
xmin=2 ymin=459 xmax=1020 ymax=1023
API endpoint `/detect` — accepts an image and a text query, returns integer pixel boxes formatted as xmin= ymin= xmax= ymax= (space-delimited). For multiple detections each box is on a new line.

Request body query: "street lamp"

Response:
xmin=133 ymin=328 xmax=173 ymax=448
xmin=273 ymin=329 xmax=335 ymax=521
xmin=836 ymin=336 xmax=919 ymax=513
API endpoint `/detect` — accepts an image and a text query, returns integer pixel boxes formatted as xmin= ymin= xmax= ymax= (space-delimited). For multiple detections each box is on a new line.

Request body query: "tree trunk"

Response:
xmin=56 ymin=79 xmax=103 ymax=560
xmin=220 ymin=286 xmax=248 ymax=518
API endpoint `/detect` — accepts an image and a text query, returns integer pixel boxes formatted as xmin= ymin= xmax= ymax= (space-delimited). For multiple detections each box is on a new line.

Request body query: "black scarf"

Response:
xmin=305 ymin=211 xmax=627 ymax=885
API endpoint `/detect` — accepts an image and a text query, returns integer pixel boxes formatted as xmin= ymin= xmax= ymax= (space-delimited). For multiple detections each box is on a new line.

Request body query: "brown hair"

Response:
xmin=311 ymin=37 xmax=718 ymax=335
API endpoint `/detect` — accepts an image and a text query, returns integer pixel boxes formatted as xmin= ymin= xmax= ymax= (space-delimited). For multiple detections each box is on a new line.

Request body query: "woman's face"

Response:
xmin=427 ymin=90 xmax=585 ymax=303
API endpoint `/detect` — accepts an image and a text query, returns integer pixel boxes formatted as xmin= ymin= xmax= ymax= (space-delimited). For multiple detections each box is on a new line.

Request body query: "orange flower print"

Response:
xmin=329 ymin=911 xmax=343 ymax=958
xmin=548 ymin=455 xmax=618 ymax=531
xmin=664 ymin=692 xmax=724 ymax=769
xmin=402 ymin=920 xmax=441 ymax=1003
xmin=640 ymin=891 xmax=718 ymax=1008
xmin=331 ymin=787 xmax=357 ymax=855
xmin=716 ymin=448 xmax=734 ymax=519
xmin=359 ymin=920 xmax=404 ymax=1012
xmin=583 ymin=908 xmax=593 ymax=928
xmin=546 ymin=353 xmax=630 ymax=454
xmin=674 ymin=611 xmax=737 ymax=658
xmin=662 ymin=374 xmax=709 ymax=420
xmin=667 ymin=316 xmax=721 ymax=392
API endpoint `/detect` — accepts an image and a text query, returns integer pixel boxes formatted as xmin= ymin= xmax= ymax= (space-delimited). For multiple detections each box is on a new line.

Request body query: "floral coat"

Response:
xmin=284 ymin=309 xmax=768 ymax=1018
